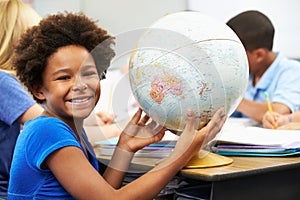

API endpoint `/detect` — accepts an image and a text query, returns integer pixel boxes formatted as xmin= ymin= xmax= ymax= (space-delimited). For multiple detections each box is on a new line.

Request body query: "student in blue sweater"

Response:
xmin=8 ymin=13 xmax=226 ymax=199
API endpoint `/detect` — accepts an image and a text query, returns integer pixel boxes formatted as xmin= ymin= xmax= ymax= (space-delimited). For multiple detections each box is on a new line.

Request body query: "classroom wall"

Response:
xmin=33 ymin=0 xmax=299 ymax=59
xmin=34 ymin=0 xmax=187 ymax=35
xmin=34 ymin=0 xmax=82 ymax=16
xmin=187 ymin=0 xmax=300 ymax=59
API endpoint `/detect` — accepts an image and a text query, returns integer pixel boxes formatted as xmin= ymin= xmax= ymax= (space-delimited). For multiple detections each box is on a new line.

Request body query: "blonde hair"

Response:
xmin=0 ymin=0 xmax=41 ymax=75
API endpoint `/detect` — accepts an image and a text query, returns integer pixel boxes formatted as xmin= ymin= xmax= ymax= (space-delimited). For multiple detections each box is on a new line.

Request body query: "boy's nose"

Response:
xmin=73 ymin=79 xmax=88 ymax=91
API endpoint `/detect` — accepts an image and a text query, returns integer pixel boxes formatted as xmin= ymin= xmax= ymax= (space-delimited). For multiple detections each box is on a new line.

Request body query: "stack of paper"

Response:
xmin=210 ymin=118 xmax=300 ymax=156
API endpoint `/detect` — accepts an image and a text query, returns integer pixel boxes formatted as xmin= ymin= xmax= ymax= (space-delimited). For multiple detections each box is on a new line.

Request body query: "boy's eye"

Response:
xmin=83 ymin=71 xmax=97 ymax=77
xmin=57 ymin=76 xmax=70 ymax=80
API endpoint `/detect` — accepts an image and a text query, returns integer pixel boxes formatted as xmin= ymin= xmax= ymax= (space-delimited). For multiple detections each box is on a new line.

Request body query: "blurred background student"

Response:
xmin=0 ymin=0 xmax=43 ymax=199
xmin=227 ymin=10 xmax=300 ymax=124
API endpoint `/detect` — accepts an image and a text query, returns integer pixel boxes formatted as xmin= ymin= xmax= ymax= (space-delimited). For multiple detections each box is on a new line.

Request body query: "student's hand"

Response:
xmin=95 ymin=111 xmax=115 ymax=125
xmin=117 ymin=108 xmax=166 ymax=153
xmin=171 ymin=108 xmax=227 ymax=161
xmin=84 ymin=111 xmax=116 ymax=126
xmin=262 ymin=111 xmax=288 ymax=129
xmin=277 ymin=122 xmax=300 ymax=130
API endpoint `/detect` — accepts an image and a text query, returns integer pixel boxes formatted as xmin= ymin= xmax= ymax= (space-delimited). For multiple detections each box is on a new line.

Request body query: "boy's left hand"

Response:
xmin=117 ymin=108 xmax=166 ymax=153
xmin=278 ymin=122 xmax=300 ymax=130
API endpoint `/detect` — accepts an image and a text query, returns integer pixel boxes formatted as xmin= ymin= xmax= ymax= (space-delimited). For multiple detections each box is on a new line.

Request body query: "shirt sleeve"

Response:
xmin=272 ymin=66 xmax=300 ymax=112
xmin=25 ymin=118 xmax=81 ymax=170
xmin=0 ymin=72 xmax=35 ymax=125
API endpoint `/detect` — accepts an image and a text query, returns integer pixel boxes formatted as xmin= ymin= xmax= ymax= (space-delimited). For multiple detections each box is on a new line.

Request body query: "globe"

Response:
xmin=128 ymin=11 xmax=249 ymax=131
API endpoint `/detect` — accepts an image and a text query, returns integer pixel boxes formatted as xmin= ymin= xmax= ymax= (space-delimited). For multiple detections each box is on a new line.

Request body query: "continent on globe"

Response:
xmin=150 ymin=71 xmax=183 ymax=104
xmin=129 ymin=11 xmax=249 ymax=131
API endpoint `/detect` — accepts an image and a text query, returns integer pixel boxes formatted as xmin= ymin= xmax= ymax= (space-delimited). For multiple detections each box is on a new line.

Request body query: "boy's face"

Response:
xmin=246 ymin=48 xmax=267 ymax=75
xmin=37 ymin=45 xmax=100 ymax=121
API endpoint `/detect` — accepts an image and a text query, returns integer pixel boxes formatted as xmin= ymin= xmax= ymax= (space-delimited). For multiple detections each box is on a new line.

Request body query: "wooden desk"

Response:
xmin=97 ymin=154 xmax=300 ymax=200
xmin=180 ymin=156 xmax=300 ymax=200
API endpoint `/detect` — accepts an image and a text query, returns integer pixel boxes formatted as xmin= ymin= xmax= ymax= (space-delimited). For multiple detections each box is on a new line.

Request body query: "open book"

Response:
xmin=210 ymin=118 xmax=300 ymax=156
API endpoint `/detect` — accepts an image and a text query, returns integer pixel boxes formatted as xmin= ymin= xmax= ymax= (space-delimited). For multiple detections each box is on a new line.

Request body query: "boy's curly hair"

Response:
xmin=13 ymin=12 xmax=115 ymax=103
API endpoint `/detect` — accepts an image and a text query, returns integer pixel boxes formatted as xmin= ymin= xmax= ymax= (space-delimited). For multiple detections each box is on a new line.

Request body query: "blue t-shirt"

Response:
xmin=0 ymin=71 xmax=35 ymax=199
xmin=231 ymin=52 xmax=300 ymax=118
xmin=8 ymin=116 xmax=99 ymax=199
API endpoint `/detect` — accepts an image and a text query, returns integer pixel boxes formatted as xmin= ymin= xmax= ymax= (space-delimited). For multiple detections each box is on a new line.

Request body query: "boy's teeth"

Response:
xmin=72 ymin=97 xmax=89 ymax=103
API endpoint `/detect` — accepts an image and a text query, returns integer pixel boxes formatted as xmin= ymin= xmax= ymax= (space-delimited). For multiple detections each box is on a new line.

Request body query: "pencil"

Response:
xmin=264 ymin=92 xmax=277 ymax=128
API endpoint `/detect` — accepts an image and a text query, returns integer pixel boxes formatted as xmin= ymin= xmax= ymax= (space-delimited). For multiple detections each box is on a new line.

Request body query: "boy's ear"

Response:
xmin=254 ymin=48 xmax=267 ymax=63
xmin=32 ymin=85 xmax=46 ymax=101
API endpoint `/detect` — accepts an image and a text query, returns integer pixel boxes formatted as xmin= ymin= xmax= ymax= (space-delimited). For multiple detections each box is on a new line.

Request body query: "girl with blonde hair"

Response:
xmin=0 ymin=0 xmax=41 ymax=75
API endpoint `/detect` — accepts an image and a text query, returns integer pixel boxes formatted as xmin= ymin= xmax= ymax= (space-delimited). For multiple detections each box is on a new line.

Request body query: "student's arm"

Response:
xmin=17 ymin=103 xmax=44 ymax=124
xmin=45 ymin=109 xmax=226 ymax=200
xmin=237 ymin=98 xmax=291 ymax=123
xmin=102 ymin=108 xmax=165 ymax=188
xmin=290 ymin=111 xmax=300 ymax=122
xmin=122 ymin=108 xmax=227 ymax=198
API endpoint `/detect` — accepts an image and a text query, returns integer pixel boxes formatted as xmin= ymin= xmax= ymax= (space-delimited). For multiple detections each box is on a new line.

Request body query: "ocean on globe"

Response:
xmin=128 ymin=11 xmax=249 ymax=131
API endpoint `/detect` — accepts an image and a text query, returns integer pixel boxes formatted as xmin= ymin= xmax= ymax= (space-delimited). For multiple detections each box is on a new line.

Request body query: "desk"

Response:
xmin=97 ymin=154 xmax=300 ymax=200
xmin=180 ymin=156 xmax=300 ymax=200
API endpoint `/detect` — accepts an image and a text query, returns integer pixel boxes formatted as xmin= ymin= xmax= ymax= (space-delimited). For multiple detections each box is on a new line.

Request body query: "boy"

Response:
xmin=227 ymin=10 xmax=300 ymax=123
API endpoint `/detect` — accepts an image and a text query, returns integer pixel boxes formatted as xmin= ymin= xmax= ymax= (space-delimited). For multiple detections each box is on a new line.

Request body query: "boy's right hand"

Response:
xmin=262 ymin=111 xmax=289 ymax=129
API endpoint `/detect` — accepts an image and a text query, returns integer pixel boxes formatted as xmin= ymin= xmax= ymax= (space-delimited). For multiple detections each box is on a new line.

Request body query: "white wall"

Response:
xmin=34 ymin=0 xmax=187 ymax=35
xmin=34 ymin=0 xmax=82 ymax=16
xmin=33 ymin=0 xmax=300 ymax=58
xmin=187 ymin=0 xmax=300 ymax=59
xmin=82 ymin=0 xmax=187 ymax=35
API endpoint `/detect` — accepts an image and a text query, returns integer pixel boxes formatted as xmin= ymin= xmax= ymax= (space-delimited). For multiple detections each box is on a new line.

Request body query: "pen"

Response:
xmin=264 ymin=92 xmax=277 ymax=129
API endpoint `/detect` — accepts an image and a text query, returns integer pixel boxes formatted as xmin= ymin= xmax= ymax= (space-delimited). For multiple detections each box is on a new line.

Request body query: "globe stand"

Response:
xmin=184 ymin=150 xmax=233 ymax=169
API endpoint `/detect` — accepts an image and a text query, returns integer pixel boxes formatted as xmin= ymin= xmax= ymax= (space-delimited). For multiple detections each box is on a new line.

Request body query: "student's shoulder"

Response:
xmin=22 ymin=116 xmax=75 ymax=144
xmin=274 ymin=57 xmax=300 ymax=78
xmin=26 ymin=116 xmax=70 ymax=131
xmin=0 ymin=70 xmax=18 ymax=82
xmin=280 ymin=56 xmax=300 ymax=70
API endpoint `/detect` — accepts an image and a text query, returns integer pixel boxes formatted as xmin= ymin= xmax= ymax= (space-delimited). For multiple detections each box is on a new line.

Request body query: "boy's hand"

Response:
xmin=277 ymin=122 xmax=300 ymax=130
xmin=262 ymin=111 xmax=288 ymax=129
